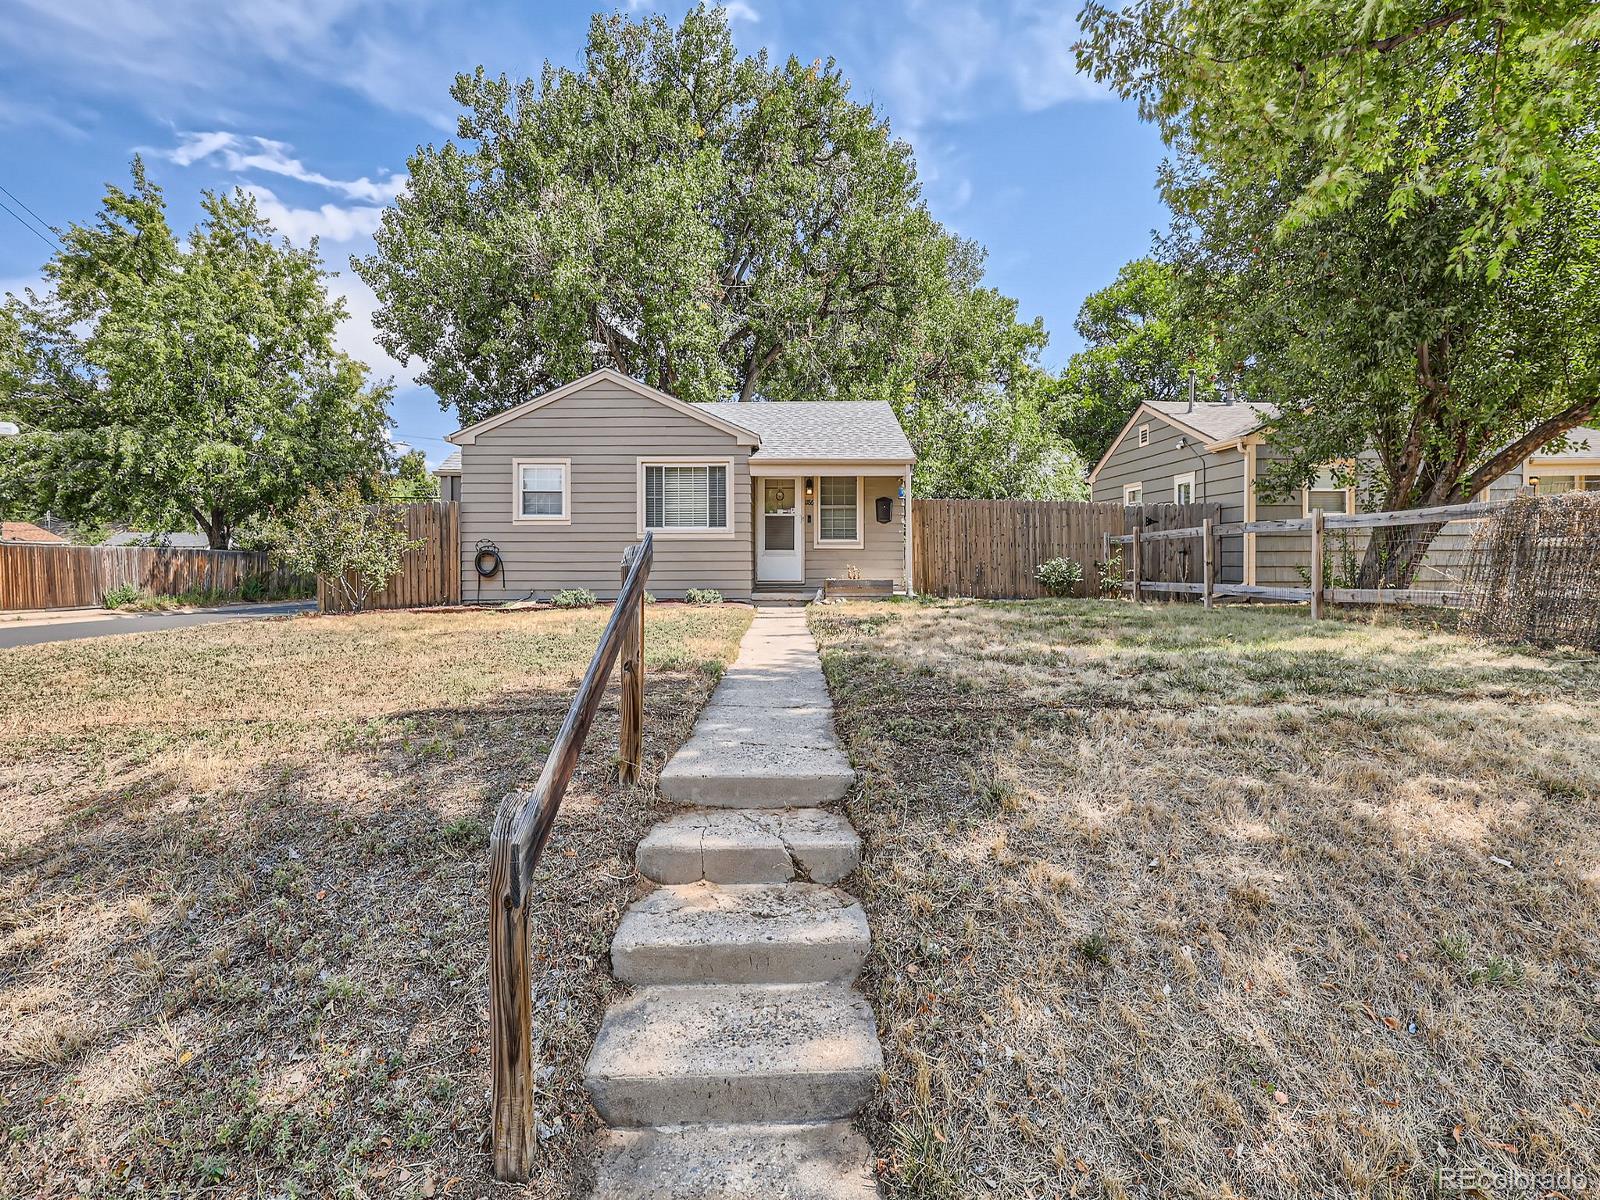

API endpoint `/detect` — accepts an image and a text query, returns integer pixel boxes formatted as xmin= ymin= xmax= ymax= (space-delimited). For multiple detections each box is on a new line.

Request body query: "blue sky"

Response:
xmin=0 ymin=0 xmax=1168 ymax=466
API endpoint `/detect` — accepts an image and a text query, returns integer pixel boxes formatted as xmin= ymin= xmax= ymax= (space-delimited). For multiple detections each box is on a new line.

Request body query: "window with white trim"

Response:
xmin=1137 ymin=424 xmax=1151 ymax=447
xmin=1123 ymin=482 xmax=1143 ymax=504
xmin=643 ymin=462 xmax=729 ymax=531
xmin=513 ymin=460 xmax=569 ymax=522
xmin=1173 ymin=471 xmax=1195 ymax=504
xmin=1304 ymin=464 xmax=1353 ymax=514
xmin=816 ymin=476 xmax=861 ymax=545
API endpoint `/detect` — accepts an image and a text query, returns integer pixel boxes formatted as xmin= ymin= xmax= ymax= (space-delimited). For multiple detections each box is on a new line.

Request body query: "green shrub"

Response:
xmin=551 ymin=588 xmax=597 ymax=609
xmin=1097 ymin=549 xmax=1124 ymax=597
xmin=102 ymin=583 xmax=142 ymax=609
xmin=1034 ymin=556 xmax=1084 ymax=596
xmin=684 ymin=588 xmax=723 ymax=606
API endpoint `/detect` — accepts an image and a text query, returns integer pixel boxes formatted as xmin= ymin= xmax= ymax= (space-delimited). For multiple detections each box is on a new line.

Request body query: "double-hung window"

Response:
xmin=512 ymin=459 xmax=570 ymax=523
xmin=816 ymin=476 xmax=862 ymax=547
xmin=641 ymin=461 xmax=730 ymax=535
xmin=1304 ymin=463 xmax=1354 ymax=515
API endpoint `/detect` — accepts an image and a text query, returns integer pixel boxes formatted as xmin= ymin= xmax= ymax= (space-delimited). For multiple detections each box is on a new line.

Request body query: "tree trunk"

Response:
xmin=1354 ymin=521 xmax=1448 ymax=589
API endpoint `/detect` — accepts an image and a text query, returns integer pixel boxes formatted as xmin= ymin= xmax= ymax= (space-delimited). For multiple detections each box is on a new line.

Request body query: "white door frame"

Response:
xmin=754 ymin=474 xmax=804 ymax=583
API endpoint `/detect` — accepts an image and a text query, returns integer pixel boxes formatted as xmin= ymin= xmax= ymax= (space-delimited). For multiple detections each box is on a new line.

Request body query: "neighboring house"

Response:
xmin=1089 ymin=400 xmax=1583 ymax=587
xmin=435 ymin=452 xmax=462 ymax=503
xmin=0 ymin=521 xmax=68 ymax=545
xmin=444 ymin=368 xmax=917 ymax=601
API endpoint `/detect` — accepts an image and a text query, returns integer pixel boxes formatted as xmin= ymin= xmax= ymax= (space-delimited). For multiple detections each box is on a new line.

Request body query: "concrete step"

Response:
xmin=636 ymin=809 xmax=861 ymax=885
xmin=658 ymin=735 xmax=854 ymax=807
xmin=593 ymin=1122 xmax=878 ymax=1199
xmin=612 ymin=883 xmax=869 ymax=986
xmin=584 ymin=983 xmax=882 ymax=1127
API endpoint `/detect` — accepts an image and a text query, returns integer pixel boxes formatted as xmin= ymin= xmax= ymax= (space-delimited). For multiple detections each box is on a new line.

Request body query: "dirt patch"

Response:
xmin=0 ymin=605 xmax=751 ymax=1199
xmin=811 ymin=599 xmax=1600 ymax=1200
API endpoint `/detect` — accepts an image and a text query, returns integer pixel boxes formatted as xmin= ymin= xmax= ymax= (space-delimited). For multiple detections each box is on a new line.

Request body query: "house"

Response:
xmin=442 ymin=368 xmax=917 ymax=602
xmin=1089 ymin=399 xmax=1582 ymax=587
xmin=434 ymin=452 xmax=462 ymax=503
xmin=0 ymin=521 xmax=68 ymax=545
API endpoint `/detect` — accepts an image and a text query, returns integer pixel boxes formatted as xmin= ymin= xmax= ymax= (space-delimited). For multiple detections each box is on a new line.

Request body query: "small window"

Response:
xmin=1123 ymin=482 xmax=1143 ymax=504
xmin=1138 ymin=424 xmax=1151 ymax=447
xmin=1532 ymin=473 xmax=1600 ymax=495
xmin=816 ymin=476 xmax=861 ymax=546
xmin=1173 ymin=471 xmax=1195 ymax=505
xmin=1305 ymin=463 xmax=1352 ymax=514
xmin=641 ymin=461 xmax=730 ymax=534
xmin=513 ymin=459 xmax=569 ymax=523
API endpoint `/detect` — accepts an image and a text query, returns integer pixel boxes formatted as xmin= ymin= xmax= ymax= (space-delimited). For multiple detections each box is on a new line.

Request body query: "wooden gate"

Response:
xmin=912 ymin=499 xmax=1127 ymax=598
xmin=317 ymin=501 xmax=460 ymax=612
xmin=1122 ymin=503 xmax=1224 ymax=589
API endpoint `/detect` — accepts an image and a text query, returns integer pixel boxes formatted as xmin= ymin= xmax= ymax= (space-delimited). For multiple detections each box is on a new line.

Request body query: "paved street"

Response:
xmin=0 ymin=601 xmax=315 ymax=649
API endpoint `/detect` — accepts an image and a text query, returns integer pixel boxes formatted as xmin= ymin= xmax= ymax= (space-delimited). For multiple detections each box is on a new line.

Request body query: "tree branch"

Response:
xmin=1460 ymin=396 xmax=1600 ymax=499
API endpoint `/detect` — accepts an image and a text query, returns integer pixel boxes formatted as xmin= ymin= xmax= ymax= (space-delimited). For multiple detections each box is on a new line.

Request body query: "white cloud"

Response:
xmin=165 ymin=132 xmax=405 ymax=202
xmin=244 ymin=185 xmax=384 ymax=244
xmin=327 ymin=273 xmax=420 ymax=388
xmin=724 ymin=1 xmax=760 ymax=22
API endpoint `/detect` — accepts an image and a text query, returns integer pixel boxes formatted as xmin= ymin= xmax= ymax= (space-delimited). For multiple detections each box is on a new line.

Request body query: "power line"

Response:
xmin=0 ymin=196 xmax=56 ymax=253
xmin=0 ymin=182 xmax=56 ymax=243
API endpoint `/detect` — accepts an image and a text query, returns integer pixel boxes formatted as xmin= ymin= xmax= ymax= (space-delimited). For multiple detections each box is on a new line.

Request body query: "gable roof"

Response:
xmin=1 ymin=521 xmax=67 ymax=545
xmin=1088 ymin=399 xmax=1278 ymax=484
xmin=447 ymin=368 xmax=761 ymax=446
xmin=701 ymin=400 xmax=915 ymax=464
xmin=435 ymin=450 xmax=461 ymax=475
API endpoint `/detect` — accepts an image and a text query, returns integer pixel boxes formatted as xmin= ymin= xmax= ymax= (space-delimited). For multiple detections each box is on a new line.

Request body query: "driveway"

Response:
xmin=0 ymin=600 xmax=315 ymax=649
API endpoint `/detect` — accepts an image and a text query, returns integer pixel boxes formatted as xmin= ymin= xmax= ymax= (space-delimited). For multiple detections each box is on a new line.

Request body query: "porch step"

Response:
xmin=583 ymin=983 xmax=882 ymax=1127
xmin=612 ymin=883 xmax=869 ymax=986
xmin=658 ymin=701 xmax=854 ymax=808
xmin=636 ymin=808 xmax=861 ymax=885
xmin=593 ymin=1122 xmax=878 ymax=1199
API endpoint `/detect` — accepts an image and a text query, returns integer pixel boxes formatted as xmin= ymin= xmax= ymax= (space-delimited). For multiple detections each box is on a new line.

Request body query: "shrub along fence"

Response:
xmin=316 ymin=500 xmax=460 ymax=613
xmin=0 ymin=543 xmax=306 ymax=611
xmin=912 ymin=498 xmax=1221 ymax=599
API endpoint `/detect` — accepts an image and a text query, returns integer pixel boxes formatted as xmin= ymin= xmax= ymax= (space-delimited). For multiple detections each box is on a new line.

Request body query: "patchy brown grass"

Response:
xmin=0 ymin=604 xmax=751 ymax=1199
xmin=810 ymin=599 xmax=1600 ymax=1200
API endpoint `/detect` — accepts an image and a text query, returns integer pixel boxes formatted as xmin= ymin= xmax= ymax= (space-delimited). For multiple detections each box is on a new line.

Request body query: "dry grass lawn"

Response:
xmin=810 ymin=599 xmax=1600 ymax=1200
xmin=0 ymin=604 xmax=751 ymax=1199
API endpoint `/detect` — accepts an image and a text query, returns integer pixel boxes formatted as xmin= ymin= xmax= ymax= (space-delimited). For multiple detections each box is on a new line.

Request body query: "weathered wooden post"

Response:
xmin=1101 ymin=531 xmax=1111 ymax=595
xmin=618 ymin=546 xmax=644 ymax=784
xmin=488 ymin=805 xmax=534 ymax=1181
xmin=1310 ymin=508 xmax=1325 ymax=620
xmin=1130 ymin=526 xmax=1144 ymax=603
xmin=1201 ymin=517 xmax=1214 ymax=610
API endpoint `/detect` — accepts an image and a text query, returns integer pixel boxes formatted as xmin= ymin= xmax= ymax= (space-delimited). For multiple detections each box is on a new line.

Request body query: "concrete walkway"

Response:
xmin=585 ymin=606 xmax=881 ymax=1198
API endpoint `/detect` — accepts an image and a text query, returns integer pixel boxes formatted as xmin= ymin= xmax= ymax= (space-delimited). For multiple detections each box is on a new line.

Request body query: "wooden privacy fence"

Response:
xmin=913 ymin=499 xmax=1123 ymax=598
xmin=0 ymin=543 xmax=303 ymax=611
xmin=317 ymin=500 xmax=460 ymax=613
xmin=488 ymin=535 xmax=652 ymax=1181
xmin=1109 ymin=499 xmax=1506 ymax=615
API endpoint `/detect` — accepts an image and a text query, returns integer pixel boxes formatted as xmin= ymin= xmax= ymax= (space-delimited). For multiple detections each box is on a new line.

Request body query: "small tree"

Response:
xmin=273 ymin=481 xmax=420 ymax=613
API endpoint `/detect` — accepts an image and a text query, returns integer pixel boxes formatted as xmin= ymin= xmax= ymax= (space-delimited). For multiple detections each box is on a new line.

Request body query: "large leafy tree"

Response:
xmin=1164 ymin=151 xmax=1600 ymax=583
xmin=0 ymin=162 xmax=391 ymax=548
xmin=1052 ymin=258 xmax=1215 ymax=464
xmin=356 ymin=5 xmax=1067 ymax=496
xmin=1078 ymin=0 xmax=1600 ymax=273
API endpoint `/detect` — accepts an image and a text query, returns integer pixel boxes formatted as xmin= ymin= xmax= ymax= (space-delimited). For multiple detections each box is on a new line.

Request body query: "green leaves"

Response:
xmin=0 ymin=161 xmax=390 ymax=546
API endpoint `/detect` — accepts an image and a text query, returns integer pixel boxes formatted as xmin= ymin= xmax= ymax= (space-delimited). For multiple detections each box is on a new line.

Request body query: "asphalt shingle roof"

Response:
xmin=1146 ymin=400 xmax=1277 ymax=444
xmin=700 ymin=400 xmax=915 ymax=463
xmin=435 ymin=450 xmax=462 ymax=474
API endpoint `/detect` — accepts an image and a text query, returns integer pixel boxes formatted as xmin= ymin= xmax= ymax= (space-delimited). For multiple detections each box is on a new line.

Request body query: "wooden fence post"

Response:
xmin=488 ymin=809 xmax=534 ymax=1181
xmin=1202 ymin=517 xmax=1214 ymax=610
xmin=618 ymin=547 xmax=644 ymax=784
xmin=1310 ymin=508 xmax=1325 ymax=620
xmin=1130 ymin=526 xmax=1143 ymax=603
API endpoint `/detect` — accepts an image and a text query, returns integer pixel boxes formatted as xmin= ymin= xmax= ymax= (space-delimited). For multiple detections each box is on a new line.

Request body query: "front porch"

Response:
xmin=746 ymin=467 xmax=912 ymax=594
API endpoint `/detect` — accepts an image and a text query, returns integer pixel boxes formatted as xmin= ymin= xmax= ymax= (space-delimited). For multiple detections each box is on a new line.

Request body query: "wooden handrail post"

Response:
xmin=1131 ymin=525 xmax=1144 ymax=603
xmin=1310 ymin=508 xmax=1325 ymax=620
xmin=1201 ymin=517 xmax=1214 ymax=610
xmin=488 ymin=806 xmax=535 ymax=1181
xmin=618 ymin=547 xmax=644 ymax=785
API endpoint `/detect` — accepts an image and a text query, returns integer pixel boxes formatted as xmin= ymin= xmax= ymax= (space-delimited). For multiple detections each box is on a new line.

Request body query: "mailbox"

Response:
xmin=875 ymin=496 xmax=894 ymax=524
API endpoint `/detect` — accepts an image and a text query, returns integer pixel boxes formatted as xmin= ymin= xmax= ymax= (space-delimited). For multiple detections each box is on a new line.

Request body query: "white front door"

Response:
xmin=756 ymin=476 xmax=803 ymax=583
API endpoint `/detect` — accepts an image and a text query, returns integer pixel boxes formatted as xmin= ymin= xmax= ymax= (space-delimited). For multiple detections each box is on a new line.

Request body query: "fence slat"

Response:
xmin=910 ymin=499 xmax=1136 ymax=599
xmin=315 ymin=500 xmax=461 ymax=614
xmin=0 ymin=544 xmax=302 ymax=611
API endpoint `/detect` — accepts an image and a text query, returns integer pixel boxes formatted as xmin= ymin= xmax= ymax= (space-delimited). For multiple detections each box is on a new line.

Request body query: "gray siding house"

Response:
xmin=1089 ymin=400 xmax=1578 ymax=587
xmin=440 ymin=369 xmax=916 ymax=602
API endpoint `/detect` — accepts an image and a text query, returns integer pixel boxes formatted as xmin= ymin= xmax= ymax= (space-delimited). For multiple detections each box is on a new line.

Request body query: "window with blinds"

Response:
xmin=643 ymin=463 xmax=728 ymax=530
xmin=817 ymin=476 xmax=858 ymax=543
xmin=515 ymin=461 xmax=567 ymax=520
